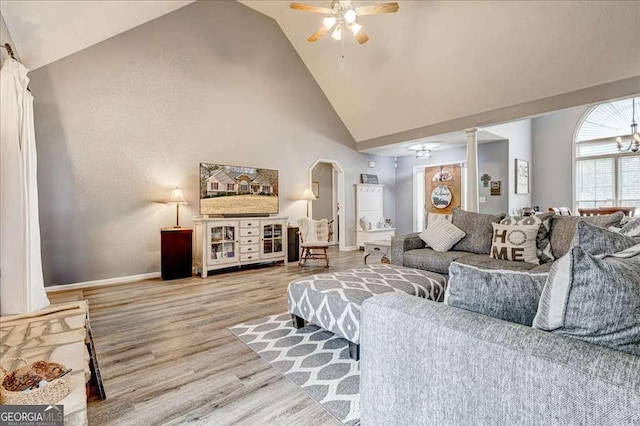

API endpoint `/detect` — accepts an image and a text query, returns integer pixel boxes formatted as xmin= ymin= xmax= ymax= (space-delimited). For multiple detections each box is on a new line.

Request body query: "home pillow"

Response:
xmin=501 ymin=212 xmax=554 ymax=263
xmin=446 ymin=262 xmax=547 ymax=326
xmin=451 ymin=208 xmax=506 ymax=254
xmin=421 ymin=219 xmax=466 ymax=252
xmin=490 ymin=223 xmax=540 ymax=264
xmin=533 ymin=244 xmax=640 ymax=356
xmin=571 ymin=221 xmax=637 ymax=255
xmin=549 ymin=212 xmax=624 ymax=259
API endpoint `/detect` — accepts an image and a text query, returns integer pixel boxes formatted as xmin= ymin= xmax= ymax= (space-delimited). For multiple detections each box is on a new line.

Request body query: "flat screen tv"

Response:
xmin=199 ymin=163 xmax=279 ymax=216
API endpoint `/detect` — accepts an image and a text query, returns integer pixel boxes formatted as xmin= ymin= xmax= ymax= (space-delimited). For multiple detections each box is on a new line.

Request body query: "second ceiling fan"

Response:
xmin=290 ymin=0 xmax=399 ymax=44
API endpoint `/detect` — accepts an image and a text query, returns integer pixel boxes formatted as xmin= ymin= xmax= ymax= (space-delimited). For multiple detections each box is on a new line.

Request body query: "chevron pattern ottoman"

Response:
xmin=287 ymin=264 xmax=447 ymax=360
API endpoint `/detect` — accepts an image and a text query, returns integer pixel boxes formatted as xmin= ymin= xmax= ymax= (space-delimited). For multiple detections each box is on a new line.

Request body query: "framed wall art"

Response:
xmin=361 ymin=174 xmax=379 ymax=184
xmin=515 ymin=159 xmax=529 ymax=194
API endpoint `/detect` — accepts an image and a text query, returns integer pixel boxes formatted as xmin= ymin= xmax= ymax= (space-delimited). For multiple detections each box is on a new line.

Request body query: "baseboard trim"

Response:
xmin=45 ymin=272 xmax=161 ymax=293
xmin=342 ymin=245 xmax=359 ymax=251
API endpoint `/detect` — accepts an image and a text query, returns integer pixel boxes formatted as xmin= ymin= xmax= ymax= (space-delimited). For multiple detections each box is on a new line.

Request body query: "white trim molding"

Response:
xmin=45 ymin=272 xmax=160 ymax=292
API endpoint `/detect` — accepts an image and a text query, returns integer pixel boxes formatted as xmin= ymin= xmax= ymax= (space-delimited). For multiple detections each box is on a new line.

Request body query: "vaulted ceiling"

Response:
xmin=2 ymin=0 xmax=639 ymax=148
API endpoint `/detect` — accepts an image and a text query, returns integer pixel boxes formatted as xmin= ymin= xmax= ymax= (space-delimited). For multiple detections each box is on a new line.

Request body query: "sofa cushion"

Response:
xmin=619 ymin=217 xmax=640 ymax=238
xmin=455 ymin=254 xmax=538 ymax=271
xmin=571 ymin=221 xmax=637 ymax=255
xmin=403 ymin=248 xmax=473 ymax=275
xmin=501 ymin=212 xmax=555 ymax=263
xmin=419 ymin=218 xmax=466 ymax=252
xmin=533 ymin=244 xmax=640 ymax=356
xmin=490 ymin=223 xmax=540 ymax=264
xmin=445 ymin=262 xmax=547 ymax=326
xmin=549 ymin=212 xmax=624 ymax=259
xmin=451 ymin=208 xmax=506 ymax=254
xmin=529 ymin=262 xmax=554 ymax=273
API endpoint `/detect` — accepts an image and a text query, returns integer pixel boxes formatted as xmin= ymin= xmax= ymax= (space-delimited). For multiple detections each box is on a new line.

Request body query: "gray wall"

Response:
xmin=531 ymin=106 xmax=590 ymax=211
xmin=394 ymin=141 xmax=509 ymax=235
xmin=312 ymin=162 xmax=333 ymax=221
xmin=29 ymin=1 xmax=395 ymax=286
xmin=478 ymin=140 xmax=509 ymax=215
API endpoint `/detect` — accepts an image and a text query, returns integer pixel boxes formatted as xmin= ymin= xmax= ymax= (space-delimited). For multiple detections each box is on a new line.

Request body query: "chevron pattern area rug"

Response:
xmin=230 ymin=313 xmax=360 ymax=425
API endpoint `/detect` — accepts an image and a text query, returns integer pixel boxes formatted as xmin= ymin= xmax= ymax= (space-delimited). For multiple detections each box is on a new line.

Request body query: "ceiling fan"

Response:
xmin=290 ymin=0 xmax=399 ymax=44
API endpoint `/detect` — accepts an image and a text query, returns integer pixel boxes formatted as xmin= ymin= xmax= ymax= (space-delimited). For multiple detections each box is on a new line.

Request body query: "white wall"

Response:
xmin=531 ymin=105 xmax=590 ymax=210
xmin=28 ymin=1 xmax=395 ymax=285
xmin=485 ymin=120 xmax=533 ymax=215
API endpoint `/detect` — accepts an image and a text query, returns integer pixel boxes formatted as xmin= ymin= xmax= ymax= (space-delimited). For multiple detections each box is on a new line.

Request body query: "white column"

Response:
xmin=465 ymin=128 xmax=479 ymax=212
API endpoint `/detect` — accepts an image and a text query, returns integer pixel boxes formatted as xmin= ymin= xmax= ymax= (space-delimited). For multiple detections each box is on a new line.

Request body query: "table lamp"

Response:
xmin=168 ymin=187 xmax=188 ymax=228
xmin=300 ymin=188 xmax=317 ymax=218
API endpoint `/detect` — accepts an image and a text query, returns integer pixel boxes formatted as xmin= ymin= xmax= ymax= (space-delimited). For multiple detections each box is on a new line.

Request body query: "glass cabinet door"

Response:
xmin=207 ymin=222 xmax=238 ymax=265
xmin=261 ymin=221 xmax=284 ymax=258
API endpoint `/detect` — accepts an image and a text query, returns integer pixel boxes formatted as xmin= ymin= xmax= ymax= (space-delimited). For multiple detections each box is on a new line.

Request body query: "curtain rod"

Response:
xmin=1 ymin=43 xmax=17 ymax=60
xmin=1 ymin=43 xmax=31 ymax=92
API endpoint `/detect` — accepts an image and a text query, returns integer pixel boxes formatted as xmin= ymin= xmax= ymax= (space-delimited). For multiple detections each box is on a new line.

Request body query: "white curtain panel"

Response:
xmin=0 ymin=58 xmax=49 ymax=315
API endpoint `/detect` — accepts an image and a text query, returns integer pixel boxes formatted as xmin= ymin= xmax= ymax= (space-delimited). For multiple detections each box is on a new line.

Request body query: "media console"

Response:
xmin=193 ymin=216 xmax=288 ymax=278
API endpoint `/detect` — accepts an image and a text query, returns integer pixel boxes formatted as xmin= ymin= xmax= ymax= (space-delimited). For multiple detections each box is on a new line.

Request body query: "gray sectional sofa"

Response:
xmin=361 ymin=210 xmax=640 ymax=424
xmin=360 ymin=293 xmax=640 ymax=425
xmin=390 ymin=210 xmax=626 ymax=276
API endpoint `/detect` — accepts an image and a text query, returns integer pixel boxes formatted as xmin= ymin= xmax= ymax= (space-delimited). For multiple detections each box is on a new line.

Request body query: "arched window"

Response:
xmin=575 ymin=96 xmax=640 ymax=214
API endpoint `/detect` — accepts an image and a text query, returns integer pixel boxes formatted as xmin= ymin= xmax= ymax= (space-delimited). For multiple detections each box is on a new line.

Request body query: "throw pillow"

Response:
xmin=427 ymin=212 xmax=452 ymax=226
xmin=446 ymin=262 xmax=548 ymax=326
xmin=490 ymin=223 xmax=540 ymax=264
xmin=501 ymin=212 xmax=555 ymax=263
xmin=533 ymin=244 xmax=640 ymax=356
xmin=571 ymin=221 xmax=637 ymax=255
xmin=549 ymin=212 xmax=624 ymax=259
xmin=451 ymin=208 xmax=506 ymax=254
xmin=619 ymin=217 xmax=640 ymax=238
xmin=421 ymin=219 xmax=466 ymax=252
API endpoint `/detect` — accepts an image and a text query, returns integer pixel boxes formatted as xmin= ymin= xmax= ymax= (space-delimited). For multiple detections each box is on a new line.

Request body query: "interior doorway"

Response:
xmin=414 ymin=162 xmax=466 ymax=232
xmin=308 ymin=159 xmax=345 ymax=250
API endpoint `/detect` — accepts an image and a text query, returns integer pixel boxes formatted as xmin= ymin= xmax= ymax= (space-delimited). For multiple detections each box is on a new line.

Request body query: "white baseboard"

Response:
xmin=45 ymin=272 xmax=161 ymax=293
xmin=342 ymin=245 xmax=359 ymax=251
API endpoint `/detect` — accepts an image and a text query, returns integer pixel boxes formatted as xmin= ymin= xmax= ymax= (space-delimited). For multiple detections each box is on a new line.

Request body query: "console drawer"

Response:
xmin=240 ymin=236 xmax=259 ymax=245
xmin=240 ymin=228 xmax=259 ymax=237
xmin=240 ymin=244 xmax=260 ymax=254
xmin=240 ymin=219 xmax=259 ymax=228
xmin=240 ymin=253 xmax=259 ymax=262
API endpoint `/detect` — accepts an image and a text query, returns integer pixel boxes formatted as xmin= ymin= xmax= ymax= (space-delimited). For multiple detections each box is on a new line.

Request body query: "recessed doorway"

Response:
xmin=308 ymin=159 xmax=345 ymax=251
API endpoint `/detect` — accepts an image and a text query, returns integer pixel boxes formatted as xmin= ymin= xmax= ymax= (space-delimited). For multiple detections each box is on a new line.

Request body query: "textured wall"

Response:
xmin=531 ymin=106 xmax=590 ymax=210
xmin=28 ymin=1 xmax=394 ymax=285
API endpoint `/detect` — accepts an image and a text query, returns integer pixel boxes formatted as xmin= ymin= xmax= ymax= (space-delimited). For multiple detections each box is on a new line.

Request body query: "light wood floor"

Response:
xmin=49 ymin=247 xmax=366 ymax=425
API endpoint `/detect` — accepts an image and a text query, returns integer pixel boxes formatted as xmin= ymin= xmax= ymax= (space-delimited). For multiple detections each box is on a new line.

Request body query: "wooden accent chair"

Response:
xmin=548 ymin=207 xmax=573 ymax=216
xmin=578 ymin=207 xmax=635 ymax=217
xmin=297 ymin=218 xmax=334 ymax=268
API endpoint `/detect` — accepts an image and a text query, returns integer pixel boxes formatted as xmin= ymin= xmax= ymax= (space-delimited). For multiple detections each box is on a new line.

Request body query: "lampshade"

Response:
xmin=300 ymin=188 xmax=317 ymax=201
xmin=168 ymin=187 xmax=188 ymax=205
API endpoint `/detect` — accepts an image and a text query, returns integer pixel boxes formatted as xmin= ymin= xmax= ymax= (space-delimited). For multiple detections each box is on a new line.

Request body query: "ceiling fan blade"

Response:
xmin=355 ymin=28 xmax=369 ymax=44
xmin=355 ymin=2 xmax=399 ymax=15
xmin=290 ymin=3 xmax=335 ymax=14
xmin=307 ymin=26 xmax=329 ymax=42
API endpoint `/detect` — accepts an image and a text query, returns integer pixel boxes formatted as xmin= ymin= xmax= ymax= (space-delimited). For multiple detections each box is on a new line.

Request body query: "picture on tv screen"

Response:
xmin=199 ymin=163 xmax=279 ymax=215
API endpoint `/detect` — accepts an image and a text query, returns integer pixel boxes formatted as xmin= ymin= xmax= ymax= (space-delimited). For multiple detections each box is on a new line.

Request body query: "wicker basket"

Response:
xmin=0 ymin=357 xmax=71 ymax=405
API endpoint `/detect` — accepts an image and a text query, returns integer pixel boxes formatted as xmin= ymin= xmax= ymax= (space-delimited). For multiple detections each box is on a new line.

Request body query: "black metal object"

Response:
xmin=292 ymin=314 xmax=305 ymax=329
xmin=349 ymin=342 xmax=360 ymax=361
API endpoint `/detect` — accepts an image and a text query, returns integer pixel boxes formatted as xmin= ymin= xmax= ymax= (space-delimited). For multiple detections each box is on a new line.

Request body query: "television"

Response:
xmin=199 ymin=163 xmax=279 ymax=216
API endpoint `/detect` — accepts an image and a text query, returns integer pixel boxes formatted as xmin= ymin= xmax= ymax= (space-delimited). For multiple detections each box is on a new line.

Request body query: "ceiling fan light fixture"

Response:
xmin=331 ymin=26 xmax=342 ymax=40
xmin=323 ymin=16 xmax=337 ymax=29
xmin=416 ymin=149 xmax=432 ymax=159
xmin=344 ymin=9 xmax=357 ymax=24
xmin=349 ymin=22 xmax=362 ymax=35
